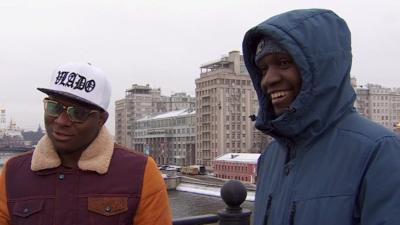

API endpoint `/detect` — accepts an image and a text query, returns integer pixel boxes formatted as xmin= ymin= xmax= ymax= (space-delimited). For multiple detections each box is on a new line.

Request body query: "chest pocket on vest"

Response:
xmin=88 ymin=196 xmax=128 ymax=225
xmin=12 ymin=199 xmax=44 ymax=225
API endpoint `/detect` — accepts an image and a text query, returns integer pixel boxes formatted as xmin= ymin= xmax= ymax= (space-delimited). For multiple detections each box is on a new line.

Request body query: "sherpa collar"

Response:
xmin=31 ymin=126 xmax=114 ymax=174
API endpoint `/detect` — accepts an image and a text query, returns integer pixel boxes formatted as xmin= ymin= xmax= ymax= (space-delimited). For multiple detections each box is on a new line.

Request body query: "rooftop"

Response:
xmin=214 ymin=153 xmax=260 ymax=163
xmin=137 ymin=108 xmax=195 ymax=121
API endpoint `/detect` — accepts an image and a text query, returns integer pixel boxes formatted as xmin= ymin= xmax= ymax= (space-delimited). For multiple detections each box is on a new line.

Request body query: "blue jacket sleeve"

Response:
xmin=359 ymin=136 xmax=400 ymax=225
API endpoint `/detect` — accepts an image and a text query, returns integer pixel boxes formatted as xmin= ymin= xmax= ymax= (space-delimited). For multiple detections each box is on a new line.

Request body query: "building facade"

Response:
xmin=355 ymin=83 xmax=400 ymax=130
xmin=159 ymin=93 xmax=195 ymax=112
xmin=133 ymin=109 xmax=196 ymax=166
xmin=213 ymin=153 xmax=260 ymax=184
xmin=195 ymin=51 xmax=268 ymax=168
xmin=115 ymin=84 xmax=162 ymax=148
xmin=115 ymin=99 xmax=127 ymax=145
xmin=115 ymin=84 xmax=196 ymax=149
xmin=0 ymin=108 xmax=5 ymax=130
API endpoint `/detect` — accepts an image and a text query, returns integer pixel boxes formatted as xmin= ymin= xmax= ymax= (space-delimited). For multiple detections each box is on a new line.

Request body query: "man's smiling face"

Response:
xmin=257 ymin=53 xmax=302 ymax=116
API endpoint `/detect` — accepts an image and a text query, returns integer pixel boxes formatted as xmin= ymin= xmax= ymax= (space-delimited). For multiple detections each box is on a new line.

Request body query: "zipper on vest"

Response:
xmin=289 ymin=202 xmax=296 ymax=225
xmin=264 ymin=194 xmax=273 ymax=225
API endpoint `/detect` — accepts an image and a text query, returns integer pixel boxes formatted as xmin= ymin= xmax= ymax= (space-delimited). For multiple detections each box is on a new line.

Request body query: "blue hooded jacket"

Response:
xmin=242 ymin=9 xmax=400 ymax=225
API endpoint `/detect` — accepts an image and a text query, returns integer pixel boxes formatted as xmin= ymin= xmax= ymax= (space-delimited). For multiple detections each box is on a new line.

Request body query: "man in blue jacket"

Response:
xmin=242 ymin=9 xmax=400 ymax=225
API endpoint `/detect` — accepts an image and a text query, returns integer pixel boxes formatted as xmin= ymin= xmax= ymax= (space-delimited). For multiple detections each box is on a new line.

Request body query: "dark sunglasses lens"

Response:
xmin=67 ymin=107 xmax=90 ymax=122
xmin=45 ymin=101 xmax=63 ymax=117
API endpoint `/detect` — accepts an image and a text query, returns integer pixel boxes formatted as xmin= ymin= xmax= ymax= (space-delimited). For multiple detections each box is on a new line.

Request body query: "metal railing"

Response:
xmin=172 ymin=180 xmax=252 ymax=225
xmin=173 ymin=214 xmax=219 ymax=225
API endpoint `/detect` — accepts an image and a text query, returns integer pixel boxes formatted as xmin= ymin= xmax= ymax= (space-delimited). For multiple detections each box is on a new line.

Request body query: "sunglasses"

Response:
xmin=43 ymin=98 xmax=99 ymax=123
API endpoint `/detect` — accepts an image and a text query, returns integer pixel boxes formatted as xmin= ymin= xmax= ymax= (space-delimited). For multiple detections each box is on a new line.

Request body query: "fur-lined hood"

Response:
xmin=31 ymin=126 xmax=114 ymax=174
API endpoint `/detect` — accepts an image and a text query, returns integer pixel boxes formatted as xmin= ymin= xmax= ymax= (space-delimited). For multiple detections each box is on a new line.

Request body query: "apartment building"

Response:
xmin=115 ymin=84 xmax=162 ymax=148
xmin=355 ymin=83 xmax=400 ymax=130
xmin=133 ymin=109 xmax=196 ymax=166
xmin=0 ymin=108 xmax=5 ymax=130
xmin=195 ymin=51 xmax=268 ymax=168
xmin=159 ymin=93 xmax=195 ymax=112
xmin=115 ymin=99 xmax=127 ymax=145
xmin=115 ymin=83 xmax=196 ymax=149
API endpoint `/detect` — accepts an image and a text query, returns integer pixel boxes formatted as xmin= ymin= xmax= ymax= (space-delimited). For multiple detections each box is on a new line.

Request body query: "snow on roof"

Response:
xmin=137 ymin=109 xmax=195 ymax=121
xmin=214 ymin=153 xmax=260 ymax=163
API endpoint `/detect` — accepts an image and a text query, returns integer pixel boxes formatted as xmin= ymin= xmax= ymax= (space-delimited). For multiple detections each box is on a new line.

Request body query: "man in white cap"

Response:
xmin=0 ymin=63 xmax=172 ymax=225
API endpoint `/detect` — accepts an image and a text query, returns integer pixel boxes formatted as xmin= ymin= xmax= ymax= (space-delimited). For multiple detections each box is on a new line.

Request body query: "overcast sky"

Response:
xmin=0 ymin=0 xmax=399 ymax=133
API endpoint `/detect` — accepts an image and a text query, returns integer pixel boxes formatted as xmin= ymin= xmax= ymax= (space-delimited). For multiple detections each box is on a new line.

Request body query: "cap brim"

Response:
xmin=37 ymin=88 xmax=103 ymax=110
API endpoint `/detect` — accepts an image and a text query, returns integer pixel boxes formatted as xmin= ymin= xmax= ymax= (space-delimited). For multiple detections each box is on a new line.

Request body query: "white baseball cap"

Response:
xmin=37 ymin=62 xmax=111 ymax=112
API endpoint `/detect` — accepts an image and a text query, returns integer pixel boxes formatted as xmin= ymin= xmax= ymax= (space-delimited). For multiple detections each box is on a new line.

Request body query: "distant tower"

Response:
xmin=37 ymin=124 xmax=43 ymax=134
xmin=0 ymin=108 xmax=6 ymax=130
xmin=9 ymin=119 xmax=16 ymax=130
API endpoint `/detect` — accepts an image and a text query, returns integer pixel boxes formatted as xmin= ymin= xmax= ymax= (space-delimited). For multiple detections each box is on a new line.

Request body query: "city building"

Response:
xmin=195 ymin=50 xmax=269 ymax=168
xmin=21 ymin=125 xmax=45 ymax=147
xmin=115 ymin=99 xmax=128 ymax=145
xmin=0 ymin=120 xmax=25 ymax=150
xmin=0 ymin=119 xmax=40 ymax=151
xmin=115 ymin=84 xmax=162 ymax=148
xmin=213 ymin=153 xmax=260 ymax=184
xmin=159 ymin=93 xmax=195 ymax=112
xmin=133 ymin=108 xmax=196 ymax=166
xmin=0 ymin=108 xmax=22 ymax=147
xmin=115 ymin=84 xmax=196 ymax=149
xmin=354 ymin=82 xmax=400 ymax=130
xmin=0 ymin=108 xmax=5 ymax=130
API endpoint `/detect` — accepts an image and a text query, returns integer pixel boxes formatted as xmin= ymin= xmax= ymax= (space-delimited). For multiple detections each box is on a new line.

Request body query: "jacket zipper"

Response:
xmin=289 ymin=202 xmax=296 ymax=225
xmin=264 ymin=194 xmax=273 ymax=225
xmin=284 ymin=138 xmax=297 ymax=225
xmin=285 ymin=139 xmax=295 ymax=163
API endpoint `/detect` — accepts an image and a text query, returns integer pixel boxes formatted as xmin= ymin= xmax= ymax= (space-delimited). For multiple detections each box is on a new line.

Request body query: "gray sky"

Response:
xmin=0 ymin=0 xmax=399 ymax=134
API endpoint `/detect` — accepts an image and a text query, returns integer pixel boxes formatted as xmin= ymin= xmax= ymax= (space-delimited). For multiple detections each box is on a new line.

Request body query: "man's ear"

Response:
xmin=98 ymin=111 xmax=109 ymax=126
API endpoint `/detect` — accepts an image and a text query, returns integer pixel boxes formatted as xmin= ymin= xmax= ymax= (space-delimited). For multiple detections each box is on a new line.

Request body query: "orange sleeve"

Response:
xmin=0 ymin=164 xmax=10 ymax=225
xmin=133 ymin=157 xmax=172 ymax=225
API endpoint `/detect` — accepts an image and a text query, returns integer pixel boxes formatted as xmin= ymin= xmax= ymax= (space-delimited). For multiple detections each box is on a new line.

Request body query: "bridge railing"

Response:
xmin=173 ymin=214 xmax=219 ymax=225
xmin=172 ymin=180 xmax=252 ymax=225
